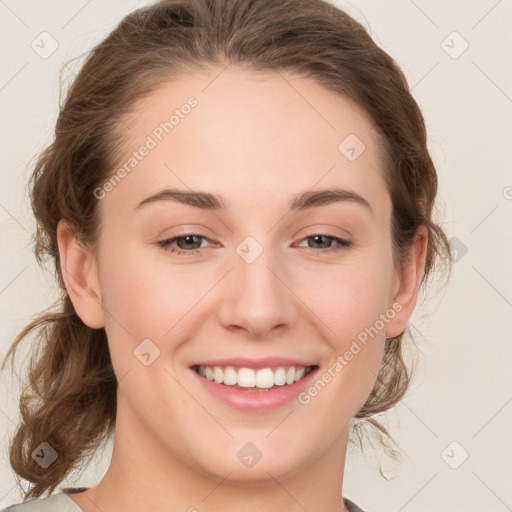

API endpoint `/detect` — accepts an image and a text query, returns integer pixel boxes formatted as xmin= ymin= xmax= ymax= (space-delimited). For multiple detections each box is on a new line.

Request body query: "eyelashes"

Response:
xmin=156 ymin=233 xmax=352 ymax=257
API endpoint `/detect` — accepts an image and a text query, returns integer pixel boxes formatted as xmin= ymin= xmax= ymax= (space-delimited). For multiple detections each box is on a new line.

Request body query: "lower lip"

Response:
xmin=190 ymin=367 xmax=319 ymax=412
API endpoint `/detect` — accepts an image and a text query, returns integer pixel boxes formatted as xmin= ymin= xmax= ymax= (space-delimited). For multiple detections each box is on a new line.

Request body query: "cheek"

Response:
xmin=98 ymin=245 xmax=220 ymax=358
xmin=295 ymin=247 xmax=394 ymax=404
xmin=300 ymin=249 xmax=395 ymax=340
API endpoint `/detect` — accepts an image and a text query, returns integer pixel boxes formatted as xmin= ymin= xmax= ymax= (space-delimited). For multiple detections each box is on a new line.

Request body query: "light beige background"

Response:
xmin=1 ymin=1 xmax=511 ymax=511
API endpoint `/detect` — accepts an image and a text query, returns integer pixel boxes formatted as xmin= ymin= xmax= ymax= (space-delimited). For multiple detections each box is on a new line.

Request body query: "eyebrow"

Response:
xmin=134 ymin=187 xmax=373 ymax=216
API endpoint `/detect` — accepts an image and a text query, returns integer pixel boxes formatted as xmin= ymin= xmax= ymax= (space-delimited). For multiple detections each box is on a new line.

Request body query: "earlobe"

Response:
xmin=385 ymin=226 xmax=428 ymax=339
xmin=56 ymin=219 xmax=105 ymax=329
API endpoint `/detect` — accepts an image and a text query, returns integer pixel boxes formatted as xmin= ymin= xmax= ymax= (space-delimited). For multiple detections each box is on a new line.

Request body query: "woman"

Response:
xmin=1 ymin=0 xmax=452 ymax=511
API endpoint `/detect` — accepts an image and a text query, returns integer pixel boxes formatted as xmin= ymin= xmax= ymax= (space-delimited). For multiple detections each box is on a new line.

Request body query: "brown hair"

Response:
xmin=1 ymin=0 xmax=452 ymax=499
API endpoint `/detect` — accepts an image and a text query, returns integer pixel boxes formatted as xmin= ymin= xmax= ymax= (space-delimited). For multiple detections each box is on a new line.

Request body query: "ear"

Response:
xmin=385 ymin=225 xmax=428 ymax=339
xmin=56 ymin=219 xmax=105 ymax=329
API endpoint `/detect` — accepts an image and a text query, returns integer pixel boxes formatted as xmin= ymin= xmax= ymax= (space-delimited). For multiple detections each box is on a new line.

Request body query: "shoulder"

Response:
xmin=344 ymin=497 xmax=367 ymax=512
xmin=1 ymin=489 xmax=83 ymax=512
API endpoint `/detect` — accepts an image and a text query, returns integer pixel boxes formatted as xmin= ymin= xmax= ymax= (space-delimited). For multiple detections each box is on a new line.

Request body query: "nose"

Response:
xmin=216 ymin=251 xmax=298 ymax=339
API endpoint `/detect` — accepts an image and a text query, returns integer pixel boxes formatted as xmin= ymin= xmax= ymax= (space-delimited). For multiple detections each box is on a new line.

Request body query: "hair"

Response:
xmin=1 ymin=0 xmax=452 ymax=500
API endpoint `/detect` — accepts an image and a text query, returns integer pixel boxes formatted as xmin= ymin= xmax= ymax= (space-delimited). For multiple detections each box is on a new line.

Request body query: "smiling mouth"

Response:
xmin=191 ymin=364 xmax=317 ymax=391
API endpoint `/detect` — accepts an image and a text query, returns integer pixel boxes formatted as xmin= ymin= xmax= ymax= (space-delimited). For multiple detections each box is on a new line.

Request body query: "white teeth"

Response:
xmin=285 ymin=367 xmax=295 ymax=385
xmin=195 ymin=364 xmax=312 ymax=389
xmin=255 ymin=368 xmax=275 ymax=389
xmin=237 ymin=367 xmax=256 ymax=387
xmin=274 ymin=367 xmax=286 ymax=386
xmin=223 ymin=365 xmax=237 ymax=385
xmin=294 ymin=367 xmax=306 ymax=382
xmin=213 ymin=366 xmax=223 ymax=384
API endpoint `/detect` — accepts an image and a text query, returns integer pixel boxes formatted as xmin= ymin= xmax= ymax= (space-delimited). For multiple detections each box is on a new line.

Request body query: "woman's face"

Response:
xmin=63 ymin=66 xmax=423 ymax=484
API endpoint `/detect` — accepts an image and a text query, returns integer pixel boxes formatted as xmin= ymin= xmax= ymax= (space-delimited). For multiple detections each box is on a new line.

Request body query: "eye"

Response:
xmin=157 ymin=234 xmax=213 ymax=256
xmin=157 ymin=233 xmax=351 ymax=257
xmin=296 ymin=234 xmax=351 ymax=254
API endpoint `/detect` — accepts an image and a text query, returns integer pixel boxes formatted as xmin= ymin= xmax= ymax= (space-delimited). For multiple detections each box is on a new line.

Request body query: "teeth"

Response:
xmin=294 ymin=367 xmax=306 ymax=382
xmin=213 ymin=366 xmax=223 ymax=384
xmin=223 ymin=365 xmax=237 ymax=385
xmin=238 ymin=367 xmax=256 ymax=387
xmin=274 ymin=367 xmax=286 ymax=385
xmin=255 ymin=368 xmax=275 ymax=389
xmin=196 ymin=364 xmax=312 ymax=389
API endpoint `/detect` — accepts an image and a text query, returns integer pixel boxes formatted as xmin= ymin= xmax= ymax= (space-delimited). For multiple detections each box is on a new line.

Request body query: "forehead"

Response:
xmin=102 ymin=66 xmax=390 ymax=221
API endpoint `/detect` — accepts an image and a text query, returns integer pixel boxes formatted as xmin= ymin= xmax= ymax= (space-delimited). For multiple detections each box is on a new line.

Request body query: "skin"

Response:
xmin=57 ymin=66 xmax=427 ymax=512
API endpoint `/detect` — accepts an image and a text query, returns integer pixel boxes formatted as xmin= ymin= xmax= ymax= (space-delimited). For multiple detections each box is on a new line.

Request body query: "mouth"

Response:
xmin=190 ymin=364 xmax=318 ymax=392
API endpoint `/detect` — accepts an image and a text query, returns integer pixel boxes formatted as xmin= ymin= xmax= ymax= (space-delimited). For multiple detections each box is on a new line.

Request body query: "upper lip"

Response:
xmin=190 ymin=357 xmax=318 ymax=369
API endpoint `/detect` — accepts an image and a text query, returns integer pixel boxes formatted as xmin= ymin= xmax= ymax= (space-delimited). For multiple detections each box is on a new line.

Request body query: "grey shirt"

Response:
xmin=2 ymin=487 xmax=366 ymax=511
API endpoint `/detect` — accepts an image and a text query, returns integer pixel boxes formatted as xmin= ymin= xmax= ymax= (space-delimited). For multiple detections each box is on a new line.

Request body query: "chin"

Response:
xmin=189 ymin=440 xmax=313 ymax=486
